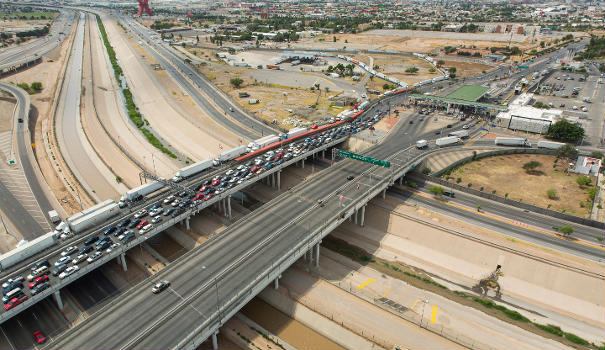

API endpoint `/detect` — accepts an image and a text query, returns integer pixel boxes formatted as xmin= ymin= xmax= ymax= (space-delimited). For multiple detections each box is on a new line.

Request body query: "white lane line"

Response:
xmin=0 ymin=325 xmax=16 ymax=350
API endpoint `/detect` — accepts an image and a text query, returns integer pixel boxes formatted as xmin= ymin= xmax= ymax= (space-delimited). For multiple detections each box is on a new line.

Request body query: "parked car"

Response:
xmin=59 ymin=266 xmax=79 ymax=279
xmin=152 ymin=280 xmax=170 ymax=294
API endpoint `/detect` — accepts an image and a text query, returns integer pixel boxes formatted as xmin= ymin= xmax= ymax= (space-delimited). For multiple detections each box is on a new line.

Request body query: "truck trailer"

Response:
xmin=287 ymin=127 xmax=307 ymax=139
xmin=56 ymin=200 xmax=121 ymax=237
xmin=537 ymin=141 xmax=566 ymax=150
xmin=495 ymin=137 xmax=531 ymax=147
xmin=0 ymin=232 xmax=56 ymax=271
xmin=48 ymin=210 xmax=60 ymax=224
xmin=121 ymin=180 xmax=165 ymax=203
xmin=435 ymin=136 xmax=462 ymax=147
xmin=173 ymin=159 xmax=213 ymax=182
xmin=247 ymin=135 xmax=280 ymax=152
xmin=448 ymin=130 xmax=469 ymax=139
xmin=214 ymin=146 xmax=247 ymax=165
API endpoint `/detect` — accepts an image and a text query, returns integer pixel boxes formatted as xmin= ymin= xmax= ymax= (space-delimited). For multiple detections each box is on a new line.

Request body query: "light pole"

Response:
xmin=420 ymin=298 xmax=429 ymax=326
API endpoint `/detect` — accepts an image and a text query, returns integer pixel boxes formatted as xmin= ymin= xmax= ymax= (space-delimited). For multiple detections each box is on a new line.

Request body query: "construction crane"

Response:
xmin=137 ymin=0 xmax=153 ymax=16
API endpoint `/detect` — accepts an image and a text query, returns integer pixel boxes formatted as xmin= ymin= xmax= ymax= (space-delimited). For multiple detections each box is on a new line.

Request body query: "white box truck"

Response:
xmin=173 ymin=159 xmax=213 ymax=182
xmin=436 ymin=136 xmax=462 ymax=147
xmin=495 ymin=137 xmax=531 ymax=147
xmin=0 ymin=232 xmax=56 ymax=270
xmin=416 ymin=140 xmax=429 ymax=149
xmin=48 ymin=210 xmax=60 ymax=224
xmin=537 ymin=141 xmax=566 ymax=150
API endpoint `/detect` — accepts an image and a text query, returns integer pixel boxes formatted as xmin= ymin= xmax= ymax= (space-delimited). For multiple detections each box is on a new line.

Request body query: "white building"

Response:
xmin=495 ymin=104 xmax=563 ymax=134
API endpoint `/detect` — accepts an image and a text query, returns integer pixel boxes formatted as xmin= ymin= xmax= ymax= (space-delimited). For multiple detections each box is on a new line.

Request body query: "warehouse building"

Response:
xmin=495 ymin=104 xmax=563 ymax=134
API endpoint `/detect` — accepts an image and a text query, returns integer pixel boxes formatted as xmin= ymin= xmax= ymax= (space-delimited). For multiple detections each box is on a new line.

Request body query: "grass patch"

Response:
xmin=534 ymin=323 xmax=564 ymax=336
xmin=96 ymin=15 xmax=176 ymax=159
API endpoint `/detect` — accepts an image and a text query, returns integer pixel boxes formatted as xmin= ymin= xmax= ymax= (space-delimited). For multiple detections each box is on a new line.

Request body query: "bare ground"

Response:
xmin=446 ymin=154 xmax=595 ymax=217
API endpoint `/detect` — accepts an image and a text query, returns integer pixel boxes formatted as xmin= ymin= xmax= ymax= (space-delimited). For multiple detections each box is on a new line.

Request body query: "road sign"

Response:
xmin=518 ymin=65 xmax=529 ymax=69
xmin=338 ymin=150 xmax=390 ymax=168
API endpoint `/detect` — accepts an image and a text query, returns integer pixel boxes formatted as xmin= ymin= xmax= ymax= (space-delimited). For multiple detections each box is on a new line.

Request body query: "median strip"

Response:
xmin=94 ymin=14 xmax=177 ymax=159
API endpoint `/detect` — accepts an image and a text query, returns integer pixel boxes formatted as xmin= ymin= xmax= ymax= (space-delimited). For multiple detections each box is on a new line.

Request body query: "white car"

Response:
xmin=225 ymin=169 xmax=234 ymax=176
xmin=462 ymin=125 xmax=470 ymax=130
xmin=140 ymin=224 xmax=154 ymax=234
xmin=59 ymin=266 xmax=79 ymax=279
xmin=134 ymin=209 xmax=148 ymax=219
xmin=55 ymin=256 xmax=71 ymax=266
xmin=572 ymin=105 xmax=578 ymax=110
xmin=149 ymin=208 xmax=162 ymax=217
xmin=171 ymin=200 xmax=180 ymax=207
xmin=151 ymin=215 xmax=162 ymax=224
xmin=581 ymin=106 xmax=587 ymax=112
xmin=87 ymin=252 xmax=103 ymax=263
xmin=72 ymin=254 xmax=88 ymax=265
xmin=163 ymin=195 xmax=175 ymax=204
xmin=61 ymin=246 xmax=78 ymax=257
xmin=106 ymin=243 xmax=121 ymax=253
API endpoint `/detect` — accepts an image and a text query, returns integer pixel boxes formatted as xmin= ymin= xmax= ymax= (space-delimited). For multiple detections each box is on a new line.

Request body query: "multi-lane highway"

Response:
xmin=0 ymin=9 xmax=73 ymax=71
xmin=114 ymin=12 xmax=278 ymax=141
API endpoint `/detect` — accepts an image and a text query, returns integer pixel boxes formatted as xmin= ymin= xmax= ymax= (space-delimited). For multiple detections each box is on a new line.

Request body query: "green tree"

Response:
xmin=428 ymin=67 xmax=436 ymax=73
xmin=30 ymin=82 xmax=42 ymax=91
xmin=448 ymin=66 xmax=457 ymax=74
xmin=555 ymin=143 xmax=578 ymax=159
xmin=547 ymin=119 xmax=584 ymax=142
xmin=437 ymin=59 xmax=445 ymax=66
xmin=590 ymin=151 xmax=603 ymax=159
xmin=429 ymin=186 xmax=445 ymax=196
xmin=229 ymin=77 xmax=243 ymax=88
xmin=587 ymin=186 xmax=598 ymax=201
xmin=557 ymin=225 xmax=574 ymax=237
xmin=405 ymin=66 xmax=419 ymax=74
xmin=546 ymin=189 xmax=557 ymax=199
xmin=576 ymin=175 xmax=591 ymax=187
xmin=522 ymin=161 xmax=542 ymax=173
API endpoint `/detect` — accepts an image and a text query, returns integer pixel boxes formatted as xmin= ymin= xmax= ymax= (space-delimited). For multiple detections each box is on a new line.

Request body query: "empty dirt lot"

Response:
xmin=445 ymin=154 xmax=596 ymax=218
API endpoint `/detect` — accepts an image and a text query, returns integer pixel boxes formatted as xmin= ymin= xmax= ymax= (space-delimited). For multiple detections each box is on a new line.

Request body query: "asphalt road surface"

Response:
xmin=394 ymin=177 xmax=605 ymax=262
xmin=115 ymin=13 xmax=278 ymax=141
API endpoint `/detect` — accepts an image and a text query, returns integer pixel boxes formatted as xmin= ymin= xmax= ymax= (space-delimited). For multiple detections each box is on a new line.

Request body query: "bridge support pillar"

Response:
xmin=212 ymin=331 xmax=219 ymax=350
xmin=274 ymin=274 xmax=281 ymax=289
xmin=382 ymin=188 xmax=386 ymax=199
xmin=227 ymin=195 xmax=232 ymax=220
xmin=277 ymin=171 xmax=281 ymax=190
xmin=185 ymin=216 xmax=190 ymax=230
xmin=360 ymin=205 xmax=366 ymax=227
xmin=399 ymin=177 xmax=403 ymax=185
xmin=315 ymin=242 xmax=321 ymax=267
xmin=54 ymin=290 xmax=63 ymax=310
xmin=322 ymin=149 xmax=325 ymax=159
xmin=301 ymin=159 xmax=305 ymax=168
xmin=354 ymin=208 xmax=358 ymax=224
xmin=120 ymin=253 xmax=128 ymax=271
xmin=447 ymin=103 xmax=451 ymax=113
xmin=309 ymin=245 xmax=313 ymax=262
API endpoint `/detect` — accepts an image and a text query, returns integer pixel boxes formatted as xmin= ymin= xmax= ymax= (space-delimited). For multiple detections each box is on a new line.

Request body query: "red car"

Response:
xmin=136 ymin=220 xmax=149 ymax=230
xmin=204 ymin=194 xmax=214 ymax=201
xmin=28 ymin=275 xmax=49 ymax=289
xmin=211 ymin=179 xmax=220 ymax=186
xmin=4 ymin=296 xmax=27 ymax=311
xmin=193 ymin=193 xmax=204 ymax=201
xmin=251 ymin=165 xmax=261 ymax=172
xmin=311 ymin=124 xmax=318 ymax=129
xmin=33 ymin=331 xmax=46 ymax=344
xmin=199 ymin=185 xmax=209 ymax=192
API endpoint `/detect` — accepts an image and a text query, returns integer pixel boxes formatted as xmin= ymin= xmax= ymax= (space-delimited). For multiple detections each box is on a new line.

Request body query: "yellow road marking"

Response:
xmin=431 ymin=305 xmax=438 ymax=324
xmin=410 ymin=298 xmax=420 ymax=311
xmin=383 ymin=287 xmax=391 ymax=297
xmin=401 ymin=187 xmax=605 ymax=252
xmin=357 ymin=278 xmax=375 ymax=290
xmin=298 ymin=72 xmax=337 ymax=86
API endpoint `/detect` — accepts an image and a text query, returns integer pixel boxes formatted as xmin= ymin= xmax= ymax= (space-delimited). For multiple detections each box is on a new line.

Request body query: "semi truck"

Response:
xmin=120 ymin=180 xmax=165 ymax=206
xmin=0 ymin=232 xmax=56 ymax=271
xmin=537 ymin=141 xmax=566 ymax=150
xmin=287 ymin=127 xmax=307 ymax=139
xmin=435 ymin=136 xmax=462 ymax=147
xmin=173 ymin=159 xmax=213 ymax=182
xmin=495 ymin=137 xmax=532 ymax=147
xmin=247 ymin=135 xmax=280 ymax=152
xmin=214 ymin=146 xmax=247 ymax=165
xmin=55 ymin=200 xmax=120 ymax=237
xmin=448 ymin=130 xmax=469 ymax=139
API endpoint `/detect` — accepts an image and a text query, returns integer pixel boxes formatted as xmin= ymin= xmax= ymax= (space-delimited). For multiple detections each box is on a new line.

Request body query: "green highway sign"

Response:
xmin=338 ymin=150 xmax=390 ymax=168
xmin=518 ymin=65 xmax=529 ymax=69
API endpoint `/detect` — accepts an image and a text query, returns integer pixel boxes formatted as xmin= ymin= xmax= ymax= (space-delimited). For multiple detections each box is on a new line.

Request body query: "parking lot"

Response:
xmin=536 ymin=70 xmax=592 ymax=112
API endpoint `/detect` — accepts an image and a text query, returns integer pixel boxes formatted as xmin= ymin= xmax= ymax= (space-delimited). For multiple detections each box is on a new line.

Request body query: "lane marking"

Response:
xmin=401 ymin=187 xmax=605 ymax=252
xmin=0 ymin=325 xmax=16 ymax=350
xmin=298 ymin=72 xmax=337 ymax=86
xmin=410 ymin=298 xmax=420 ymax=311
xmin=383 ymin=287 xmax=391 ymax=297
xmin=431 ymin=305 xmax=438 ymax=324
xmin=357 ymin=278 xmax=375 ymax=290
